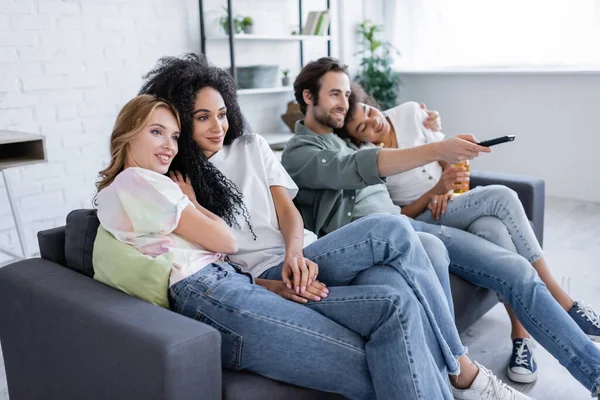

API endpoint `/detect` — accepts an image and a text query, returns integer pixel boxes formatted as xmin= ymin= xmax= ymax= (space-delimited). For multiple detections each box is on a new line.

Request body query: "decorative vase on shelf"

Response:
xmin=281 ymin=101 xmax=303 ymax=133
xmin=281 ymin=69 xmax=291 ymax=86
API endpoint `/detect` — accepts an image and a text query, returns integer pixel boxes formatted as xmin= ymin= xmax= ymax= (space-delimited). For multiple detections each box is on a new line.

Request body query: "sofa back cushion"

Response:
xmin=64 ymin=209 xmax=99 ymax=277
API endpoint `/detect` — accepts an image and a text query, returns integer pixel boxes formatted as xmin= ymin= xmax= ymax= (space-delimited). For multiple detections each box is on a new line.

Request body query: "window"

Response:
xmin=386 ymin=0 xmax=600 ymax=70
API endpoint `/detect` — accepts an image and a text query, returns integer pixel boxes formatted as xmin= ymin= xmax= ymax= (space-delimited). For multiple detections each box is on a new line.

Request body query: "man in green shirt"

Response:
xmin=281 ymin=57 xmax=600 ymax=400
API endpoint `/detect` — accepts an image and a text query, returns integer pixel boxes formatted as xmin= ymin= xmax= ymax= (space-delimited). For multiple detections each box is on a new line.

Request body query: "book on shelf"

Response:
xmin=302 ymin=10 xmax=330 ymax=35
xmin=314 ymin=10 xmax=330 ymax=36
xmin=302 ymin=11 xmax=319 ymax=35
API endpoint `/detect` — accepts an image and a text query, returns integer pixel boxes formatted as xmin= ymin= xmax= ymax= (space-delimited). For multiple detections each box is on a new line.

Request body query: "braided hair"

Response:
xmin=139 ymin=53 xmax=256 ymax=239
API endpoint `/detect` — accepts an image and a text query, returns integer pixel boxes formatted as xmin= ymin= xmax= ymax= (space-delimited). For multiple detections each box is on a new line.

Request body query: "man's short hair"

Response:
xmin=293 ymin=57 xmax=349 ymax=115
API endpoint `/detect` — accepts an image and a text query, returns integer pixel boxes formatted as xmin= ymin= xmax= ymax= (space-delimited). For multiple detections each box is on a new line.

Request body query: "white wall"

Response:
xmin=396 ymin=72 xmax=600 ymax=203
xmin=0 ymin=0 xmax=201 ymax=257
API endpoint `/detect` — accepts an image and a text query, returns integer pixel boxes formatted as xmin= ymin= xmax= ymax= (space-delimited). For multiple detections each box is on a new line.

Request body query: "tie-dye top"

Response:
xmin=96 ymin=167 xmax=221 ymax=286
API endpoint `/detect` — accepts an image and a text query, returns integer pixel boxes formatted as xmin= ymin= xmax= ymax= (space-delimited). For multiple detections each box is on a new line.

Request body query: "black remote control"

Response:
xmin=477 ymin=135 xmax=516 ymax=147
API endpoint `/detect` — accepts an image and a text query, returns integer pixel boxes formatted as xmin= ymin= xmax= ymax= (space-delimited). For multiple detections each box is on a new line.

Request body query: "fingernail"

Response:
xmin=296 ymin=286 xmax=300 ymax=293
xmin=301 ymin=286 xmax=306 ymax=293
xmin=308 ymin=279 xmax=312 ymax=286
xmin=321 ymin=293 xmax=328 ymax=298
xmin=324 ymin=288 xmax=329 ymax=293
xmin=286 ymin=283 xmax=291 ymax=290
xmin=313 ymin=296 xmax=321 ymax=301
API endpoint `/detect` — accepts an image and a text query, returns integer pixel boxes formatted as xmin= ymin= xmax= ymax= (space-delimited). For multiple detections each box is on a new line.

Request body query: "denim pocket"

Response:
xmin=192 ymin=264 xmax=231 ymax=295
xmin=195 ymin=311 xmax=243 ymax=370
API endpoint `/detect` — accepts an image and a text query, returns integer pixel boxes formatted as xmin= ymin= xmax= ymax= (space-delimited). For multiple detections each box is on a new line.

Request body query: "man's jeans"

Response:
xmin=409 ymin=215 xmax=600 ymax=395
xmin=171 ymin=214 xmax=464 ymax=400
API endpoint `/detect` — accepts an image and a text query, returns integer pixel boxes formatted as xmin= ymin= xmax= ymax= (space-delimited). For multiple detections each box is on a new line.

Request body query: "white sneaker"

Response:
xmin=452 ymin=361 xmax=534 ymax=400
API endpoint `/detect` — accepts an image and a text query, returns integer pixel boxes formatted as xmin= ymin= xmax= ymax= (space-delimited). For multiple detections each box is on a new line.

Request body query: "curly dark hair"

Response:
xmin=334 ymin=82 xmax=380 ymax=141
xmin=294 ymin=57 xmax=349 ymax=115
xmin=139 ymin=53 xmax=255 ymax=238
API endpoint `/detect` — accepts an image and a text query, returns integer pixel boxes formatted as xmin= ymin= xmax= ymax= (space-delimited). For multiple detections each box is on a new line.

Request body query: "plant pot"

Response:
xmin=281 ymin=101 xmax=303 ymax=133
xmin=243 ymin=25 xmax=254 ymax=34
xmin=231 ymin=65 xmax=278 ymax=89
xmin=281 ymin=76 xmax=290 ymax=86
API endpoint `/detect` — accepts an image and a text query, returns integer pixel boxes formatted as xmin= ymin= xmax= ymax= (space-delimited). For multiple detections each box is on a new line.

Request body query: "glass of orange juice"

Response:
xmin=452 ymin=160 xmax=470 ymax=195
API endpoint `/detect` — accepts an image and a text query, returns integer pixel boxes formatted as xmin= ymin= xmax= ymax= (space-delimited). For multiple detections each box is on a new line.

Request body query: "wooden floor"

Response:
xmin=0 ymin=197 xmax=598 ymax=399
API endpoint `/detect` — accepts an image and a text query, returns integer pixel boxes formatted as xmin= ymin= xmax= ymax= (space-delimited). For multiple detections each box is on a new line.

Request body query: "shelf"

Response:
xmin=207 ymin=34 xmax=331 ymax=41
xmin=0 ymin=131 xmax=46 ymax=170
xmin=237 ymin=87 xmax=293 ymax=95
xmin=261 ymin=132 xmax=294 ymax=150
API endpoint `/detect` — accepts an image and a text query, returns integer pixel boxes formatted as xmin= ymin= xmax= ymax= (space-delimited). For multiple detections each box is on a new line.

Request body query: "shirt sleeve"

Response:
xmin=257 ymin=135 xmax=299 ymax=199
xmin=97 ymin=167 xmax=191 ymax=240
xmin=282 ymin=135 xmax=385 ymax=190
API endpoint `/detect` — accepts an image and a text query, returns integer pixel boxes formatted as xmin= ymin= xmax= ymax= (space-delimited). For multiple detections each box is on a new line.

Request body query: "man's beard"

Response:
xmin=312 ymin=106 xmax=345 ymax=129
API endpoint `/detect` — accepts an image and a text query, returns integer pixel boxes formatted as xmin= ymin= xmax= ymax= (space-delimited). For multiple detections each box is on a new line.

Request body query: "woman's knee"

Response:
xmin=371 ymin=285 xmax=422 ymax=322
xmin=416 ymin=232 xmax=450 ymax=272
xmin=467 ymin=216 xmax=517 ymax=252
xmin=361 ymin=213 xmax=414 ymax=235
xmin=480 ymin=184 xmax=520 ymax=206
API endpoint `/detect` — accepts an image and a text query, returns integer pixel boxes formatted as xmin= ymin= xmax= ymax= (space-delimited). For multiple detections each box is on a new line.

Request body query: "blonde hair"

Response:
xmin=96 ymin=94 xmax=180 ymax=194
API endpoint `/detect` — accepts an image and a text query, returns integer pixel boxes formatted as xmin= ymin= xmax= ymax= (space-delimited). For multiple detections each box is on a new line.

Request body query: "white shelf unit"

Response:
xmin=199 ymin=0 xmax=331 ymax=147
xmin=237 ymin=87 xmax=293 ymax=95
xmin=262 ymin=132 xmax=294 ymax=148
xmin=207 ymin=34 xmax=331 ymax=41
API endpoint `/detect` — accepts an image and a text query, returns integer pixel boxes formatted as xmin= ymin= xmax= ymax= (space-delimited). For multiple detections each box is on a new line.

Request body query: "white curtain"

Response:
xmin=386 ymin=0 xmax=600 ymax=70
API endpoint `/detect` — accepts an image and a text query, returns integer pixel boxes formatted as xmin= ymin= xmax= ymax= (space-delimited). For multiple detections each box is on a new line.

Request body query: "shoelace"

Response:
xmin=577 ymin=301 xmax=600 ymax=328
xmin=513 ymin=341 xmax=530 ymax=367
xmin=479 ymin=364 xmax=518 ymax=399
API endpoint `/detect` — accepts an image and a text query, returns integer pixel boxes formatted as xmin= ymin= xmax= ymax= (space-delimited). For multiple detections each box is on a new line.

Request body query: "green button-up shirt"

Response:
xmin=282 ymin=120 xmax=398 ymax=237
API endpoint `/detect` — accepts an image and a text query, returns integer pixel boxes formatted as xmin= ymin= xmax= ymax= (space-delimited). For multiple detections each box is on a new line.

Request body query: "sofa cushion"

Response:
xmin=64 ymin=209 xmax=99 ymax=277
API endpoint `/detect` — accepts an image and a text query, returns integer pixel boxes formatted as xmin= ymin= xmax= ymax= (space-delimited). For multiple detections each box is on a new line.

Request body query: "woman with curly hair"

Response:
xmin=137 ymin=53 xmax=529 ymax=400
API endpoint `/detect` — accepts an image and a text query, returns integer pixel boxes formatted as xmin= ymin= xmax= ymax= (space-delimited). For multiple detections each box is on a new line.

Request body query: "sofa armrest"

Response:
xmin=0 ymin=259 xmax=222 ymax=400
xmin=470 ymin=170 xmax=545 ymax=246
xmin=37 ymin=226 xmax=66 ymax=266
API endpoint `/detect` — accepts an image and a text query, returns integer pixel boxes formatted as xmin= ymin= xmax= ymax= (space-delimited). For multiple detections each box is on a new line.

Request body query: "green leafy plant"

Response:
xmin=241 ymin=16 xmax=253 ymax=28
xmin=219 ymin=7 xmax=243 ymax=34
xmin=354 ymin=20 xmax=401 ymax=110
xmin=282 ymin=69 xmax=290 ymax=77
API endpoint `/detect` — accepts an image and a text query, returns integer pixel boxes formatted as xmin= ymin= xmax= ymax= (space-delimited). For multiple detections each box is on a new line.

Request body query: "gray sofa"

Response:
xmin=0 ymin=171 xmax=544 ymax=400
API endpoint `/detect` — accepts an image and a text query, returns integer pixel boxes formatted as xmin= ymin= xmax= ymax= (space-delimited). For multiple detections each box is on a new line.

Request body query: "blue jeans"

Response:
xmin=416 ymin=185 xmax=543 ymax=263
xmin=409 ymin=217 xmax=600 ymax=395
xmin=171 ymin=214 xmax=464 ymax=399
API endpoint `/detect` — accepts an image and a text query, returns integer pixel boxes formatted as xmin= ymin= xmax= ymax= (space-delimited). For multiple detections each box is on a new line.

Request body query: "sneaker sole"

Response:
xmin=507 ymin=367 xmax=539 ymax=384
xmin=587 ymin=333 xmax=600 ymax=342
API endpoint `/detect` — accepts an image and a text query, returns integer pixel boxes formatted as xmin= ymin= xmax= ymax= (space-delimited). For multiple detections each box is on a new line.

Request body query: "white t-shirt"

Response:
xmin=209 ymin=134 xmax=318 ymax=278
xmin=384 ymin=101 xmax=445 ymax=206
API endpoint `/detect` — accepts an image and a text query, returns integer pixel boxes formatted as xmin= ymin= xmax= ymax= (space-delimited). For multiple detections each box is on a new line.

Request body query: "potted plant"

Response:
xmin=241 ymin=16 xmax=254 ymax=34
xmin=219 ymin=7 xmax=243 ymax=34
xmin=354 ymin=20 xmax=401 ymax=110
xmin=281 ymin=69 xmax=291 ymax=86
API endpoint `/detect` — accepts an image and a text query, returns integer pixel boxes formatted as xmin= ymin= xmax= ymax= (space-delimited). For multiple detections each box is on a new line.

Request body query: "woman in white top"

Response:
xmin=341 ymin=83 xmax=600 ymax=384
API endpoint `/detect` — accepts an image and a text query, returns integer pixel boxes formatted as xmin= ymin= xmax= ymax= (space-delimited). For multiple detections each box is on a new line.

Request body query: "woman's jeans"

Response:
xmin=416 ymin=184 xmax=543 ymax=263
xmin=410 ymin=197 xmax=600 ymax=395
xmin=171 ymin=214 xmax=464 ymax=400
